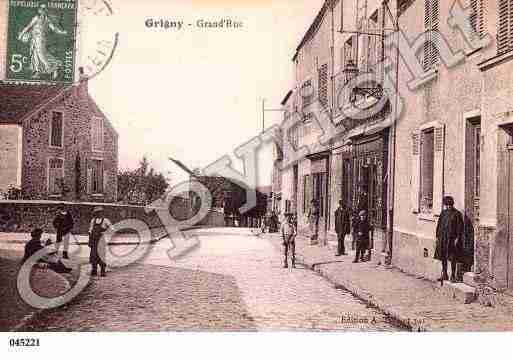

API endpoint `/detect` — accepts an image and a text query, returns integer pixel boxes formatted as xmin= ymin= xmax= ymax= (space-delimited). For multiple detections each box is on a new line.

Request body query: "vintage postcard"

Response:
xmin=0 ymin=0 xmax=512 ymax=356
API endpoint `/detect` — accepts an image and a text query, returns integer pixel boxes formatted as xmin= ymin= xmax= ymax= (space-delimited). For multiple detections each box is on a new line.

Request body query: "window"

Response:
xmin=420 ymin=129 xmax=435 ymax=212
xmin=423 ymin=0 xmax=439 ymax=71
xmin=92 ymin=116 xmax=104 ymax=151
xmin=312 ymin=172 xmax=327 ymax=218
xmin=301 ymin=80 xmax=313 ymax=108
xmin=318 ymin=64 xmax=329 ymax=107
xmin=50 ymin=111 xmax=63 ymax=148
xmin=498 ymin=0 xmax=513 ymax=55
xmin=367 ymin=11 xmax=380 ymax=70
xmin=91 ymin=159 xmax=104 ymax=194
xmin=470 ymin=0 xmax=486 ymax=40
xmin=48 ymin=158 xmax=64 ymax=195
xmin=343 ymin=36 xmax=355 ymax=70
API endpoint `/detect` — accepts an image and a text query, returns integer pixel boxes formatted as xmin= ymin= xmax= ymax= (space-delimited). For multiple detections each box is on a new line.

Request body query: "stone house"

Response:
xmin=0 ymin=76 xmax=119 ymax=202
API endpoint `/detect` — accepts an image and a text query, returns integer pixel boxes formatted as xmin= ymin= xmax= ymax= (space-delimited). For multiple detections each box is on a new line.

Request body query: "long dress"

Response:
xmin=20 ymin=14 xmax=63 ymax=76
xmin=434 ymin=208 xmax=464 ymax=262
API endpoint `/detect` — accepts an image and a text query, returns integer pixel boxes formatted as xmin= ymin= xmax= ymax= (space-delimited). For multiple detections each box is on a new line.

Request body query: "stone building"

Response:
xmin=0 ymin=76 xmax=119 ymax=202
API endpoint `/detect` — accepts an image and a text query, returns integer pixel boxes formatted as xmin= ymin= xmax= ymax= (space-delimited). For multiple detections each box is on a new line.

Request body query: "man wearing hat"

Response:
xmin=434 ymin=196 xmax=464 ymax=282
xmin=334 ymin=200 xmax=351 ymax=256
xmin=88 ymin=206 xmax=112 ymax=277
xmin=353 ymin=210 xmax=371 ymax=263
xmin=281 ymin=212 xmax=297 ymax=268
xmin=53 ymin=205 xmax=74 ymax=259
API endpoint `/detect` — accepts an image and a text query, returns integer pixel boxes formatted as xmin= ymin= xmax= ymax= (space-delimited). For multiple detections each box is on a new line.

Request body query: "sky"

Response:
xmin=83 ymin=0 xmax=325 ymax=186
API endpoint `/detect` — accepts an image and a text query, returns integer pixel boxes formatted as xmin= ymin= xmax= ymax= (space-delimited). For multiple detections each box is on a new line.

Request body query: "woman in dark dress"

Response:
xmin=434 ymin=196 xmax=464 ymax=282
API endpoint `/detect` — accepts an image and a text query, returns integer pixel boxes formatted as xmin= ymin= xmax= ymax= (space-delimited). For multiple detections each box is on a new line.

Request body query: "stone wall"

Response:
xmin=0 ymin=200 xmax=225 ymax=237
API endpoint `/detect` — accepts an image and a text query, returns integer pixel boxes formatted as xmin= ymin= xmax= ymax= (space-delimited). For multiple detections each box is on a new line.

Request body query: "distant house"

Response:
xmin=0 ymin=75 xmax=119 ymax=202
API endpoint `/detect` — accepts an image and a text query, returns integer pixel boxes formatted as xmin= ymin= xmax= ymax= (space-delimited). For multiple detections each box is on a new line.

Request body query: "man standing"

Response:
xmin=334 ymin=200 xmax=351 ymax=256
xmin=308 ymin=199 xmax=320 ymax=245
xmin=434 ymin=196 xmax=464 ymax=283
xmin=353 ymin=210 xmax=371 ymax=263
xmin=53 ymin=205 xmax=74 ymax=259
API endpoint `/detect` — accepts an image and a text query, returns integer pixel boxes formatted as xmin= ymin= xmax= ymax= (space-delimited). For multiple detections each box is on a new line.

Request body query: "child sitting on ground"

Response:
xmin=22 ymin=228 xmax=71 ymax=273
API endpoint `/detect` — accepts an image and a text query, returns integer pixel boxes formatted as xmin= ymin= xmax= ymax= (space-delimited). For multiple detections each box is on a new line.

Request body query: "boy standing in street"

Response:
xmin=282 ymin=212 xmax=297 ymax=269
xmin=53 ymin=205 xmax=74 ymax=259
xmin=353 ymin=210 xmax=371 ymax=263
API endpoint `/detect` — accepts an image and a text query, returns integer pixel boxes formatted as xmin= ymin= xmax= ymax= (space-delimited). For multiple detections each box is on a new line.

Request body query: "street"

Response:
xmin=23 ymin=228 xmax=401 ymax=331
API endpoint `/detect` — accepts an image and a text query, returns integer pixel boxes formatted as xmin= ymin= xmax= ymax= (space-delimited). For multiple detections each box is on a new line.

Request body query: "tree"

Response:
xmin=117 ymin=156 xmax=169 ymax=205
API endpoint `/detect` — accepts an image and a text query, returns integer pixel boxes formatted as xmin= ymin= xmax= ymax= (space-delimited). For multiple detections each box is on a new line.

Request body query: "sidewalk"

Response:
xmin=266 ymin=233 xmax=513 ymax=331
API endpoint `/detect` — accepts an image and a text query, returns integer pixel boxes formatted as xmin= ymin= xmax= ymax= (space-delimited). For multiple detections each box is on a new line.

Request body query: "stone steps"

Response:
xmin=440 ymin=280 xmax=477 ymax=304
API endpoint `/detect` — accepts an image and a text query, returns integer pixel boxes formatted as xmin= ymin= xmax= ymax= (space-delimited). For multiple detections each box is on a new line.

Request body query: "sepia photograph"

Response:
xmin=0 ymin=0 xmax=513 ymax=357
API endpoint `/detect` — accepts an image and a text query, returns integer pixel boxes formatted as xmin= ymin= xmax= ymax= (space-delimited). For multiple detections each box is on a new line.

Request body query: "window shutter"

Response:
xmin=411 ymin=132 xmax=421 ymax=213
xmin=498 ymin=0 xmax=513 ymax=55
xmin=87 ymin=167 xmax=92 ymax=194
xmin=471 ymin=0 xmax=486 ymax=39
xmin=432 ymin=125 xmax=445 ymax=214
xmin=423 ymin=0 xmax=439 ymax=70
xmin=103 ymin=170 xmax=108 ymax=193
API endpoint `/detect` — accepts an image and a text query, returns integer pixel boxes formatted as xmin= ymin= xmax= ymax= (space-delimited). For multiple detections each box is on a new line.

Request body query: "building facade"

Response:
xmin=0 ymin=78 xmax=119 ymax=203
xmin=274 ymin=0 xmax=513 ymax=296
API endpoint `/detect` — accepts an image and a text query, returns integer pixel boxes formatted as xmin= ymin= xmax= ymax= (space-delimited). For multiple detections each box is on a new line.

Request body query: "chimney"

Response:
xmin=77 ymin=67 xmax=89 ymax=98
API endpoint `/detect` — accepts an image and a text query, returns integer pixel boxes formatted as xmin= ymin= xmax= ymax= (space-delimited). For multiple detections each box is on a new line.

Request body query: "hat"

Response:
xmin=359 ymin=210 xmax=367 ymax=216
xmin=93 ymin=206 xmax=104 ymax=213
xmin=31 ymin=228 xmax=43 ymax=238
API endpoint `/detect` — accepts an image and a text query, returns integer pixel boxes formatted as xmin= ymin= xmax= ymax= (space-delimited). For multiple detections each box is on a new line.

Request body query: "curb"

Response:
xmin=302 ymin=260 xmax=432 ymax=332
xmin=265 ymin=233 xmax=431 ymax=332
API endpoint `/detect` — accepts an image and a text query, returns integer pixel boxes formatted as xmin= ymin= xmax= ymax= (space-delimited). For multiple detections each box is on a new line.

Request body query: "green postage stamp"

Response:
xmin=6 ymin=0 xmax=77 ymax=84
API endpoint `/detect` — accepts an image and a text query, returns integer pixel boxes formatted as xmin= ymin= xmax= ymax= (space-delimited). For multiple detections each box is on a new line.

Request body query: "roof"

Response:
xmin=292 ymin=0 xmax=340 ymax=62
xmin=0 ymin=83 xmax=67 ymax=124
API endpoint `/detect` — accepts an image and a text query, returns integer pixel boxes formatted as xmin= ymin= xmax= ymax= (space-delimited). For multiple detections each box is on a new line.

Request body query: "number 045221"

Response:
xmin=9 ymin=338 xmax=40 ymax=347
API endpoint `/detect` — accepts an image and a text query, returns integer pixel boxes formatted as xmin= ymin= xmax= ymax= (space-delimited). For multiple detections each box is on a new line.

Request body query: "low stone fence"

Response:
xmin=0 ymin=200 xmax=225 ymax=237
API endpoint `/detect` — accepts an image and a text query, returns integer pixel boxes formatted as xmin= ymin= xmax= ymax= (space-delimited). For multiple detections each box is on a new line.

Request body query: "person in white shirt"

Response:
xmin=281 ymin=212 xmax=297 ymax=268
xmin=88 ymin=206 xmax=112 ymax=277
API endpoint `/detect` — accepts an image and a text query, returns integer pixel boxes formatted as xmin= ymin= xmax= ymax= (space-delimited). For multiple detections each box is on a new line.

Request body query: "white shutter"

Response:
xmin=411 ymin=132 xmax=421 ymax=213
xmin=498 ymin=0 xmax=513 ymax=55
xmin=432 ymin=125 xmax=445 ymax=214
xmin=87 ymin=167 xmax=92 ymax=194
xmin=103 ymin=170 xmax=108 ymax=193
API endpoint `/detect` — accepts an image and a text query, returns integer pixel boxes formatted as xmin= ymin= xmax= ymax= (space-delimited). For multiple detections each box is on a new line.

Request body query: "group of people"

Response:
xmin=334 ymin=200 xmax=373 ymax=263
xmin=283 ymin=195 xmax=472 ymax=282
xmin=261 ymin=211 xmax=280 ymax=233
xmin=22 ymin=206 xmax=112 ymax=277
